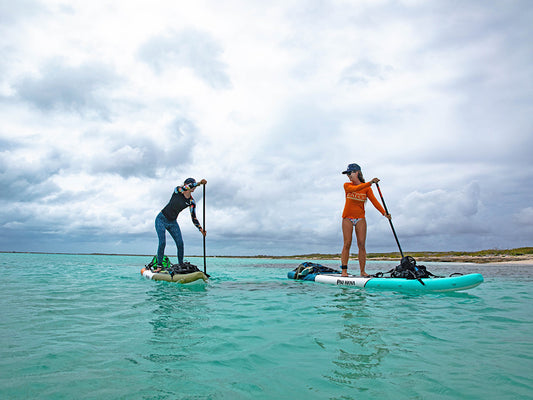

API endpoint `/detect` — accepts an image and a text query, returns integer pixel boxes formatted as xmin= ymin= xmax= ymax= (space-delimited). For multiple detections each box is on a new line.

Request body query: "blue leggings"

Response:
xmin=155 ymin=212 xmax=184 ymax=265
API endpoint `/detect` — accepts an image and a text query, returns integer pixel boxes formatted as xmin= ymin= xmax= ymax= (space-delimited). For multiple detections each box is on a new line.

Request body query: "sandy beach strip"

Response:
xmin=368 ymin=255 xmax=533 ymax=265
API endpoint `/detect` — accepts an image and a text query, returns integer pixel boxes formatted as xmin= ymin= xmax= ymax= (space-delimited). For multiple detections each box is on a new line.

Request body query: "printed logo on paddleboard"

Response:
xmin=336 ymin=279 xmax=357 ymax=285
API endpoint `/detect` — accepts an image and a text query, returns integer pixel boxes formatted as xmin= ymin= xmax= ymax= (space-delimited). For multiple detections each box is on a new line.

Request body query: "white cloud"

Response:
xmin=138 ymin=29 xmax=232 ymax=90
xmin=0 ymin=0 xmax=532 ymax=256
xmin=394 ymin=182 xmax=486 ymax=236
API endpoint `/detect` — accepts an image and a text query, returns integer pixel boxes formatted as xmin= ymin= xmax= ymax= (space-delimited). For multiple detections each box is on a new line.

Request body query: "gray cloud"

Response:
xmin=14 ymin=59 xmax=119 ymax=117
xmin=84 ymin=116 xmax=197 ymax=178
xmin=0 ymin=146 xmax=65 ymax=202
xmin=88 ymin=141 xmax=161 ymax=178
xmin=340 ymin=60 xmax=393 ymax=85
xmin=138 ymin=29 xmax=231 ymax=90
xmin=396 ymin=183 xmax=485 ymax=237
xmin=0 ymin=0 xmax=45 ymax=25
xmin=164 ymin=116 xmax=196 ymax=165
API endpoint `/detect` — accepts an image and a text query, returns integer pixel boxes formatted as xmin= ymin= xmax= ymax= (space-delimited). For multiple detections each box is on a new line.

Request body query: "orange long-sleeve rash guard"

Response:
xmin=342 ymin=181 xmax=386 ymax=219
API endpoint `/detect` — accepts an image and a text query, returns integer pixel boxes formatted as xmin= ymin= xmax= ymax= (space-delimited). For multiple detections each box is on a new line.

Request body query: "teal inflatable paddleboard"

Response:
xmin=287 ymin=270 xmax=483 ymax=292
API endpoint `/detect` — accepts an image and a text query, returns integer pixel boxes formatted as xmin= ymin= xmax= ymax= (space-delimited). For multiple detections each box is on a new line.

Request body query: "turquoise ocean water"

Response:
xmin=1 ymin=253 xmax=532 ymax=399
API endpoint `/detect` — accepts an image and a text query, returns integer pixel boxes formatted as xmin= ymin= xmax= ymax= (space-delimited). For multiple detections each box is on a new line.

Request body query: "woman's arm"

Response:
xmin=367 ymin=188 xmax=388 ymax=216
xmin=188 ymin=199 xmax=205 ymax=234
xmin=177 ymin=182 xmax=201 ymax=194
xmin=343 ymin=181 xmax=373 ymax=192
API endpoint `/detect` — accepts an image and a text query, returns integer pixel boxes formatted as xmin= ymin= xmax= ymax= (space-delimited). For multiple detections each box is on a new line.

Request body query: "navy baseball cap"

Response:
xmin=184 ymin=178 xmax=196 ymax=185
xmin=342 ymin=163 xmax=361 ymax=174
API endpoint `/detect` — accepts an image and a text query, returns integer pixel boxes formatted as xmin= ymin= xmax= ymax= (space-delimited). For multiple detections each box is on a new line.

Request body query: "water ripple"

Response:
xmin=1 ymin=254 xmax=532 ymax=399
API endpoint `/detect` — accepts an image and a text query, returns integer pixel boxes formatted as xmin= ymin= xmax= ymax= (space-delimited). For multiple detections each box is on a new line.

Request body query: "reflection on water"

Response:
xmin=144 ymin=283 xmax=210 ymax=375
xmin=148 ymin=283 xmax=208 ymax=332
xmin=324 ymin=289 xmax=390 ymax=389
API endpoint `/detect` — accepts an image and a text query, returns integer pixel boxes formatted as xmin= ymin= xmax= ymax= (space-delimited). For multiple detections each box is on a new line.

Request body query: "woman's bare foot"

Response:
xmin=360 ymin=272 xmax=370 ymax=277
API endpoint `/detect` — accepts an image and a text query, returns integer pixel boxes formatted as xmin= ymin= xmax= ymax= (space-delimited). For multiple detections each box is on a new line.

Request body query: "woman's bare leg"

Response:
xmin=355 ymin=219 xmax=368 ymax=276
xmin=341 ymin=218 xmax=353 ymax=276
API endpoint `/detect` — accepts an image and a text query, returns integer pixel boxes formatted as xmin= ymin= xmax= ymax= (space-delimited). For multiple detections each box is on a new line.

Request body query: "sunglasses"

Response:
xmin=347 ymin=170 xmax=359 ymax=175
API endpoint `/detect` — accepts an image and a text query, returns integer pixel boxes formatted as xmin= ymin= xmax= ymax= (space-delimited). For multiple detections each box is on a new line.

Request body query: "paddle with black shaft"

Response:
xmin=375 ymin=182 xmax=425 ymax=285
xmin=375 ymin=182 xmax=403 ymax=257
xmin=202 ymin=183 xmax=209 ymax=278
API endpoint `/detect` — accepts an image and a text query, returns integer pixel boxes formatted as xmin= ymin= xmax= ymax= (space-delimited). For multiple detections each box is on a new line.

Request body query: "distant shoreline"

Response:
xmin=2 ymin=247 xmax=532 ymax=264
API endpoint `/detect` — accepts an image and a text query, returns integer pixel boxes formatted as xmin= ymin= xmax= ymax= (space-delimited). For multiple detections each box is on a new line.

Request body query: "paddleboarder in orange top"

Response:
xmin=341 ymin=163 xmax=391 ymax=277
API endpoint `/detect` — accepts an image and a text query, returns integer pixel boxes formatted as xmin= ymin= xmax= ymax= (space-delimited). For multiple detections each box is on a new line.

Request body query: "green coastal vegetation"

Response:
xmin=2 ymin=247 xmax=532 ymax=263
xmin=248 ymin=247 xmax=533 ymax=263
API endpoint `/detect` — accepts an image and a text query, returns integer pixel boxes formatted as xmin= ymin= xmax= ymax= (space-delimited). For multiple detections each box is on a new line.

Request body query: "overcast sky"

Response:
xmin=1 ymin=0 xmax=532 ymax=258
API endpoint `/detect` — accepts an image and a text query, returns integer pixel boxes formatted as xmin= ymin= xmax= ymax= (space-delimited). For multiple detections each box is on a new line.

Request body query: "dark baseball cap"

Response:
xmin=342 ymin=163 xmax=361 ymax=174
